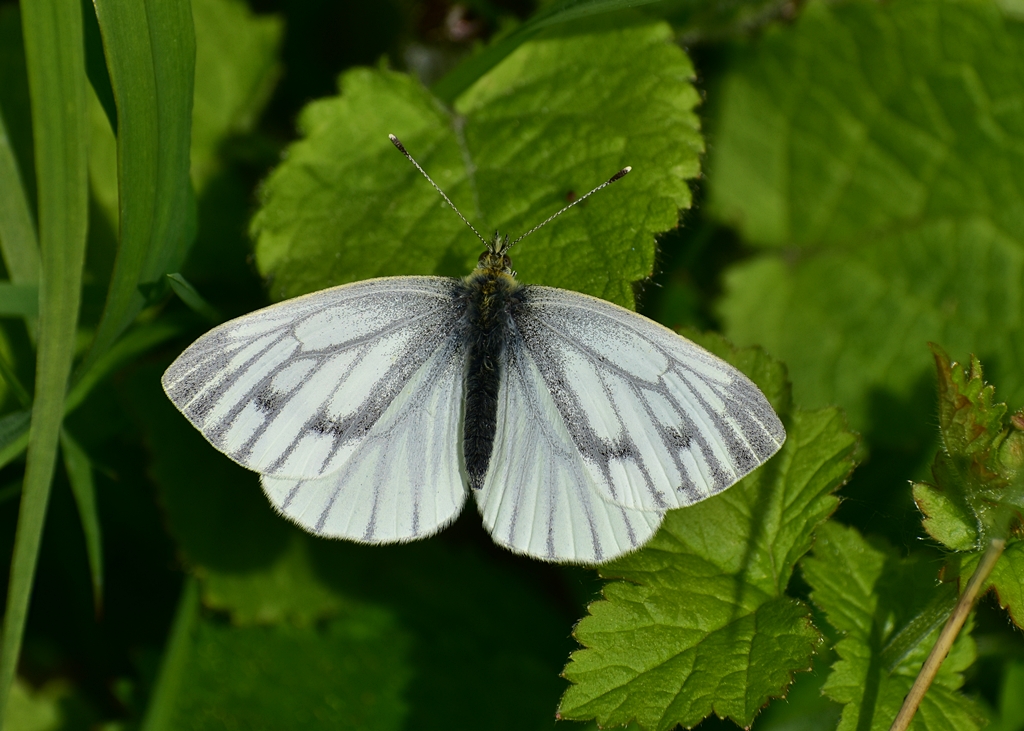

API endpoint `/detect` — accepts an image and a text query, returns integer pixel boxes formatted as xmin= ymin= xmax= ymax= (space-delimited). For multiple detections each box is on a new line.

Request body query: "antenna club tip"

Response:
xmin=610 ymin=167 xmax=631 ymax=183
xmin=389 ymin=134 xmax=406 ymax=152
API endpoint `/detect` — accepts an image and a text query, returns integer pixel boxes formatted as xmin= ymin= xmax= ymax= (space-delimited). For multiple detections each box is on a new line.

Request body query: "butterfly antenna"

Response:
xmin=509 ymin=166 xmax=631 ymax=249
xmin=389 ymin=134 xmax=488 ymax=247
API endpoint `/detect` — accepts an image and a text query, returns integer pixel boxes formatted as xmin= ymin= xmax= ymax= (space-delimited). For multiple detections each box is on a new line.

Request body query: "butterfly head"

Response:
xmin=477 ymin=232 xmax=515 ymax=275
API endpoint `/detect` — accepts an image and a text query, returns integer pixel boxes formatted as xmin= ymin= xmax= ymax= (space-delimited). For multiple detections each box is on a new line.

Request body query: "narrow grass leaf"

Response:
xmin=0 ymin=283 xmax=38 ymax=317
xmin=83 ymin=0 xmax=196 ymax=373
xmin=140 ymin=577 xmax=201 ymax=731
xmin=0 ymin=0 xmax=90 ymax=719
xmin=0 ymin=107 xmax=39 ymax=288
xmin=166 ymin=274 xmax=220 ymax=323
xmin=59 ymin=429 xmax=103 ymax=614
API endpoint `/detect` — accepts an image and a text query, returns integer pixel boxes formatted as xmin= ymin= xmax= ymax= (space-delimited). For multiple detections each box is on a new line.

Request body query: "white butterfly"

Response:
xmin=162 ymin=136 xmax=786 ymax=564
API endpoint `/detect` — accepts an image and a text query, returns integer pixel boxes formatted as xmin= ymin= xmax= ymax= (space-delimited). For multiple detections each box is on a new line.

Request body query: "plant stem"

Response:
xmin=889 ymin=537 xmax=1006 ymax=731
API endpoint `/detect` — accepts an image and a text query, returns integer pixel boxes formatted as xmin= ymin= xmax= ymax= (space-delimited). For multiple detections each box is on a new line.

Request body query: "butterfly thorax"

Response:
xmin=460 ymin=243 xmax=525 ymax=491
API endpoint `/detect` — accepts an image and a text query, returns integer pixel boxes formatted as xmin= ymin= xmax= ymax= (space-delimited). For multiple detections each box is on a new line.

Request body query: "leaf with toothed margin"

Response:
xmin=558 ymin=331 xmax=858 ymax=731
xmin=251 ymin=15 xmax=703 ymax=310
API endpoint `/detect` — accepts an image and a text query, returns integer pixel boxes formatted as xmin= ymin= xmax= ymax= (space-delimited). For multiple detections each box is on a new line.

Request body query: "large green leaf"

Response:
xmin=803 ymin=521 xmax=983 ymax=731
xmin=558 ymin=332 xmax=857 ymax=730
xmin=708 ymin=0 xmax=1024 ymax=436
xmin=252 ymin=17 xmax=702 ymax=308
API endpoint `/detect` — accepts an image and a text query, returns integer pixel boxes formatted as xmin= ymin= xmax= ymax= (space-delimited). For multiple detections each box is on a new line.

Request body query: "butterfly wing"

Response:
xmin=474 ymin=329 xmax=665 ymax=564
xmin=505 ymin=285 xmax=786 ymax=515
xmin=162 ymin=276 xmax=470 ymax=541
xmin=259 ymin=330 xmax=468 ymax=542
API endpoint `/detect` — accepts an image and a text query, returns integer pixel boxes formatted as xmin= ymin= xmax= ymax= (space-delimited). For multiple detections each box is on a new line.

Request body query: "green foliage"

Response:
xmin=710 ymin=0 xmax=1024 ymax=435
xmin=559 ymin=333 xmax=857 ymax=730
xmin=166 ymin=608 xmax=413 ymax=731
xmin=913 ymin=346 xmax=1024 ymax=548
xmin=252 ymin=17 xmax=702 ymax=307
xmin=3 ymin=0 xmax=1024 ymax=728
xmin=804 ymin=522 xmax=983 ymax=731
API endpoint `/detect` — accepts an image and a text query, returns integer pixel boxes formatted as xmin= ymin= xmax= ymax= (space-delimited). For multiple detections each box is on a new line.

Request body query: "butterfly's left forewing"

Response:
xmin=502 ymin=286 xmax=785 ymax=516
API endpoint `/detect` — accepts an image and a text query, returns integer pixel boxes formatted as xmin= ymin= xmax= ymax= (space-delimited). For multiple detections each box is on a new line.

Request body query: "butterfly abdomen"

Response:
xmin=461 ymin=268 xmax=524 ymax=490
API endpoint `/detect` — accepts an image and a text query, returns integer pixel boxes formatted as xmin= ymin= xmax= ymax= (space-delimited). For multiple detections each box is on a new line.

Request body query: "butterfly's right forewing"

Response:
xmin=162 ymin=276 xmax=465 ymax=482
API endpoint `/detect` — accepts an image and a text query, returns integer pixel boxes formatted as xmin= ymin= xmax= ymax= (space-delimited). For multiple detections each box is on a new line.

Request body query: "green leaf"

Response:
xmin=83 ymin=0 xmax=197 ymax=373
xmin=431 ymin=0 xmax=670 ymax=103
xmin=253 ymin=17 xmax=702 ymax=309
xmin=709 ymin=0 xmax=1024 ymax=437
xmin=959 ymin=539 xmax=1024 ymax=629
xmin=166 ymin=273 xmax=220 ymax=324
xmin=803 ymin=521 xmax=983 ymax=731
xmin=0 ymin=0 xmax=90 ymax=719
xmin=988 ymin=658 xmax=1024 ymax=731
xmin=3 ymin=677 xmax=91 ymax=731
xmin=59 ymin=429 xmax=104 ymax=614
xmin=911 ymin=346 xmax=1024 ymax=549
xmin=143 ymin=578 xmax=411 ymax=731
xmin=558 ymin=333 xmax=857 ymax=731
xmin=190 ymin=0 xmax=282 ymax=188
xmin=0 ymin=6 xmax=37 ymax=221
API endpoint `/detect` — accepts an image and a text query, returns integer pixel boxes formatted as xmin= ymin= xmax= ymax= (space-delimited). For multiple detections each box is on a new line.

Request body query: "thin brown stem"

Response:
xmin=889 ymin=537 xmax=1006 ymax=731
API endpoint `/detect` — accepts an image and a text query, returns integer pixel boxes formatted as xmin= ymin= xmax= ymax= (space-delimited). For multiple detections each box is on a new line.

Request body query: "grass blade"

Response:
xmin=0 ymin=316 xmax=189 ymax=474
xmin=0 ymin=0 xmax=90 ymax=722
xmin=0 ymin=410 xmax=31 ymax=471
xmin=140 ymin=576 xmax=200 ymax=731
xmin=59 ymin=429 xmax=103 ymax=615
xmin=0 ymin=283 xmax=38 ymax=317
xmin=80 ymin=0 xmax=196 ymax=374
xmin=0 ymin=89 xmax=41 ymax=286
xmin=166 ymin=273 xmax=220 ymax=323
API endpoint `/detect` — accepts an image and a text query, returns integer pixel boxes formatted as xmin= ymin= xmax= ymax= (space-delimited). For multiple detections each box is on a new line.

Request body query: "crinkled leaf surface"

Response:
xmin=803 ymin=521 xmax=982 ymax=731
xmin=252 ymin=17 xmax=702 ymax=308
xmin=558 ymin=332 xmax=857 ymax=731
xmin=130 ymin=363 xmax=572 ymax=730
xmin=709 ymin=0 xmax=1024 ymax=435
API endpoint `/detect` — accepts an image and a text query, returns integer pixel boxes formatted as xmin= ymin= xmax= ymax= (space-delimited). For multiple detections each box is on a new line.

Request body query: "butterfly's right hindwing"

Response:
xmin=161 ymin=276 xmax=465 ymax=483
xmin=259 ymin=330 xmax=468 ymax=542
